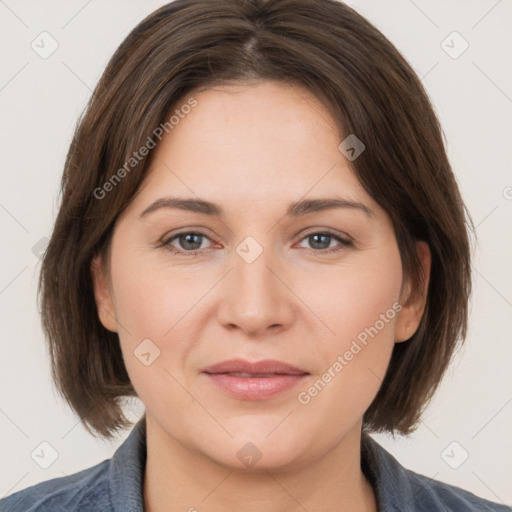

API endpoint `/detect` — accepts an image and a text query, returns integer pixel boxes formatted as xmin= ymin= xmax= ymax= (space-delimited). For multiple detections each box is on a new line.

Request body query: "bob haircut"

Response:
xmin=40 ymin=0 xmax=472 ymax=440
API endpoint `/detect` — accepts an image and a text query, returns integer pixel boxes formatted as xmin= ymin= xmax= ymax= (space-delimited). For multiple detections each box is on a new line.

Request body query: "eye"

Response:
xmin=160 ymin=231 xmax=214 ymax=256
xmin=160 ymin=229 xmax=352 ymax=256
xmin=296 ymin=231 xmax=353 ymax=253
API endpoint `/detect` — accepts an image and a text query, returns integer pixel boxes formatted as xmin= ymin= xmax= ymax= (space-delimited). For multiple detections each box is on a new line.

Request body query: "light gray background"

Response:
xmin=1 ymin=0 xmax=511 ymax=506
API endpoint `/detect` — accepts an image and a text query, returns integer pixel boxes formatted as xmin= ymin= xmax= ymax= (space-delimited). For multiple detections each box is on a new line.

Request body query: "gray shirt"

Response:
xmin=1 ymin=416 xmax=509 ymax=511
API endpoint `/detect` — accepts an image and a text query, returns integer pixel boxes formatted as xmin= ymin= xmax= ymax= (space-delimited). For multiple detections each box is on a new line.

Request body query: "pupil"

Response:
xmin=310 ymin=234 xmax=329 ymax=249
xmin=182 ymin=234 xmax=201 ymax=250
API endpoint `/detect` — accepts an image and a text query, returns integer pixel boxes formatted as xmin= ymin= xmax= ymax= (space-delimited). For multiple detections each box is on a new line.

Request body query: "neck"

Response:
xmin=142 ymin=417 xmax=377 ymax=512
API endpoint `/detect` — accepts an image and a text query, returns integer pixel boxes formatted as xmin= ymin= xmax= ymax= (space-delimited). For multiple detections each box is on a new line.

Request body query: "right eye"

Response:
xmin=160 ymin=231 xmax=215 ymax=256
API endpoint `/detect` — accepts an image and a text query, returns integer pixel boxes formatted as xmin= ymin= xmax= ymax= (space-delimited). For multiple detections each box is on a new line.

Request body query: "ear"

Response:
xmin=90 ymin=253 xmax=118 ymax=333
xmin=395 ymin=241 xmax=431 ymax=343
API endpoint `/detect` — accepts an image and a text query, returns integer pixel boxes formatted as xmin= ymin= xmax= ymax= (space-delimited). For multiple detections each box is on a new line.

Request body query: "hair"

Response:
xmin=40 ymin=0 xmax=472 ymax=439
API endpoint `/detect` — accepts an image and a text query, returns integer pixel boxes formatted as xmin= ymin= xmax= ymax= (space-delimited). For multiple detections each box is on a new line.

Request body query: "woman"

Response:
xmin=1 ymin=0 xmax=509 ymax=511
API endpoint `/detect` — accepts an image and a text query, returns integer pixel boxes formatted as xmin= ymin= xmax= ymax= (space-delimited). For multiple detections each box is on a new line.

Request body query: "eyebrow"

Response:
xmin=139 ymin=196 xmax=374 ymax=219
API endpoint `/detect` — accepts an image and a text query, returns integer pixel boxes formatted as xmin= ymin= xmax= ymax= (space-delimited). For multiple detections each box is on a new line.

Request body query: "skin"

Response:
xmin=91 ymin=80 xmax=430 ymax=512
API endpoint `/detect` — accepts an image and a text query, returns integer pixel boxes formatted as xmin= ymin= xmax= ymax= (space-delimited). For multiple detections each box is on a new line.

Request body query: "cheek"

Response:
xmin=296 ymin=245 xmax=402 ymax=410
xmin=109 ymin=247 xmax=201 ymax=337
xmin=301 ymin=244 xmax=403 ymax=349
xmin=107 ymin=246 xmax=219 ymax=397
xmin=105 ymin=249 xmax=178 ymax=378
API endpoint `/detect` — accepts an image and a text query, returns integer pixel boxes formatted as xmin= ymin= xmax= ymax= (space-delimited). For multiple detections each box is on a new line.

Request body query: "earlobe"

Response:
xmin=90 ymin=254 xmax=118 ymax=333
xmin=395 ymin=241 xmax=431 ymax=343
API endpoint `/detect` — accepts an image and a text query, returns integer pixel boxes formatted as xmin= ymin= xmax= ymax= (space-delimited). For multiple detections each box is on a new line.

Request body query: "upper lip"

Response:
xmin=201 ymin=358 xmax=309 ymax=375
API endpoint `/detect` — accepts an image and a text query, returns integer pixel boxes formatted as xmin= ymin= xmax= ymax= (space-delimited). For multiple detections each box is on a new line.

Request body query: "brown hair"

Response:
xmin=40 ymin=0 xmax=472 ymax=439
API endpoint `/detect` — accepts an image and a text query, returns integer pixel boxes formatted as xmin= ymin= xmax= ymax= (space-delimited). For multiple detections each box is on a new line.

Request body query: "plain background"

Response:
xmin=0 ymin=0 xmax=511 ymax=506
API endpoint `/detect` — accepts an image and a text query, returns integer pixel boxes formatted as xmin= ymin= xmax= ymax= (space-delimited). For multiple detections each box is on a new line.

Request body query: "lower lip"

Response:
xmin=203 ymin=373 xmax=309 ymax=400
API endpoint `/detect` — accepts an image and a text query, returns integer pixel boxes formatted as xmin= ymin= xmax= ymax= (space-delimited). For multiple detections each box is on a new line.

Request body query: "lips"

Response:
xmin=201 ymin=359 xmax=309 ymax=400
xmin=201 ymin=358 xmax=308 ymax=376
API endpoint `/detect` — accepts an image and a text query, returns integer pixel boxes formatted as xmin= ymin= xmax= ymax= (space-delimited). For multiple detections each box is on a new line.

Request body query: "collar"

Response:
xmin=106 ymin=417 xmax=440 ymax=512
xmin=108 ymin=414 xmax=147 ymax=512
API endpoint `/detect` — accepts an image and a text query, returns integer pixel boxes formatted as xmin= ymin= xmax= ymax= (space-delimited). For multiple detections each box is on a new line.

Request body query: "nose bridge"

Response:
xmin=217 ymin=234 xmax=294 ymax=335
xmin=235 ymin=238 xmax=276 ymax=294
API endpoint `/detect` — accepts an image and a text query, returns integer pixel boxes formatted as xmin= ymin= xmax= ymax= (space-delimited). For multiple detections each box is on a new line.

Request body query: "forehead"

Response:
xmin=164 ymin=80 xmax=342 ymax=168
xmin=129 ymin=80 xmax=377 ymax=218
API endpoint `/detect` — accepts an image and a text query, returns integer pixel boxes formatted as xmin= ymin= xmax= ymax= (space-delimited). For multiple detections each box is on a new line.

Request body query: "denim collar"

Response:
xmin=108 ymin=415 xmax=147 ymax=512
xmin=107 ymin=417 xmax=507 ymax=512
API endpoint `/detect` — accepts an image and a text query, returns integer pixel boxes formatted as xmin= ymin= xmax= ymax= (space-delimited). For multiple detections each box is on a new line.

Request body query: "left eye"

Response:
xmin=297 ymin=232 xmax=352 ymax=252
xmin=161 ymin=231 xmax=352 ymax=255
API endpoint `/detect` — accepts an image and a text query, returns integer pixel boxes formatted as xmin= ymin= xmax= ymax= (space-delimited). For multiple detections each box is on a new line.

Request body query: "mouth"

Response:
xmin=217 ymin=372 xmax=296 ymax=378
xmin=201 ymin=359 xmax=309 ymax=400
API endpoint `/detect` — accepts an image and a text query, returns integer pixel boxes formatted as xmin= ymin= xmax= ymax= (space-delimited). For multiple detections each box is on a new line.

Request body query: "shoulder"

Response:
xmin=0 ymin=460 xmax=111 ymax=512
xmin=405 ymin=466 xmax=511 ymax=512
xmin=0 ymin=417 xmax=146 ymax=512
xmin=362 ymin=434 xmax=511 ymax=512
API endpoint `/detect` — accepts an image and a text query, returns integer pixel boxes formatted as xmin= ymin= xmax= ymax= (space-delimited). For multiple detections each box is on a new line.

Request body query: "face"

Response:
xmin=92 ymin=80 xmax=429 ymax=471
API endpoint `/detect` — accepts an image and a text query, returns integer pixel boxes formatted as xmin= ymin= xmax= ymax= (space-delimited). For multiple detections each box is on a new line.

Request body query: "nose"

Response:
xmin=216 ymin=242 xmax=296 ymax=338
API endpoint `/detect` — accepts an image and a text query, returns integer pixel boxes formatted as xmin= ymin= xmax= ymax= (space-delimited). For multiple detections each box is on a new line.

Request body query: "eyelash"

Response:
xmin=159 ymin=230 xmax=353 ymax=257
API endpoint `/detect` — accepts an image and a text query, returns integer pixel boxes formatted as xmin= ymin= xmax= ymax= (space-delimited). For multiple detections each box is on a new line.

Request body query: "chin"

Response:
xmin=217 ymin=446 xmax=303 ymax=473
xmin=203 ymin=426 xmax=308 ymax=472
